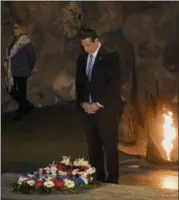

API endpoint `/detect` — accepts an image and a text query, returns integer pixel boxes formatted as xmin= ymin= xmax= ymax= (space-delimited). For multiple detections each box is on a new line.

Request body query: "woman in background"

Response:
xmin=4 ymin=20 xmax=36 ymax=121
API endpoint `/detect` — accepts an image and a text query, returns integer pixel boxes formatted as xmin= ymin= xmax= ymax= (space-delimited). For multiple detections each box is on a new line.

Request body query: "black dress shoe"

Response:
xmin=25 ymin=103 xmax=35 ymax=114
xmin=96 ymin=174 xmax=106 ymax=183
xmin=96 ymin=177 xmax=106 ymax=183
xmin=12 ymin=112 xmax=25 ymax=121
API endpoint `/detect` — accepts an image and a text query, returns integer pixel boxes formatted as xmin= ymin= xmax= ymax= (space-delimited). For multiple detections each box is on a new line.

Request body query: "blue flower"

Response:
xmin=23 ymin=172 xmax=29 ymax=177
xmin=74 ymin=177 xmax=84 ymax=185
xmin=34 ymin=172 xmax=40 ymax=177
xmin=34 ymin=172 xmax=40 ymax=179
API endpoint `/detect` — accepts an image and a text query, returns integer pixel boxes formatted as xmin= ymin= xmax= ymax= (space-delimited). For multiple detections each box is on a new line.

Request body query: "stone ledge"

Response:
xmin=2 ymin=173 xmax=178 ymax=200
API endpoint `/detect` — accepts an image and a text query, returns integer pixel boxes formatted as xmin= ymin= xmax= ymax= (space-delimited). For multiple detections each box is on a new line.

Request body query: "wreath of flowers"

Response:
xmin=13 ymin=156 xmax=97 ymax=194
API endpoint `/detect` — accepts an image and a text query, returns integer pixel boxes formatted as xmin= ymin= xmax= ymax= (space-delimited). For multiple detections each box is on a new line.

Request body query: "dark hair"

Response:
xmin=79 ymin=28 xmax=98 ymax=42
xmin=12 ymin=19 xmax=25 ymax=27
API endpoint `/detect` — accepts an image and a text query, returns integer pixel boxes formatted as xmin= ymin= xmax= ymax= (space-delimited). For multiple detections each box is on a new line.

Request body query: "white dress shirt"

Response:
xmin=86 ymin=42 xmax=101 ymax=74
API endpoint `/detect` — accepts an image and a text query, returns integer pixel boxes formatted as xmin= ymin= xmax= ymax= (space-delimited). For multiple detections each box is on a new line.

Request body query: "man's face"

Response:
xmin=81 ymin=38 xmax=99 ymax=54
xmin=12 ymin=24 xmax=24 ymax=37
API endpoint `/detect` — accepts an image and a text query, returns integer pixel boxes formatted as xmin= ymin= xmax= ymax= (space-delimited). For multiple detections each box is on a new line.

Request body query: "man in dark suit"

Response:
xmin=75 ymin=28 xmax=123 ymax=184
xmin=4 ymin=20 xmax=36 ymax=121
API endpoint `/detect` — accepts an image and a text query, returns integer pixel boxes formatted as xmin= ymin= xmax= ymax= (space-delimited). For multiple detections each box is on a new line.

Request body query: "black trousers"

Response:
xmin=10 ymin=76 xmax=31 ymax=111
xmin=83 ymin=108 xmax=120 ymax=182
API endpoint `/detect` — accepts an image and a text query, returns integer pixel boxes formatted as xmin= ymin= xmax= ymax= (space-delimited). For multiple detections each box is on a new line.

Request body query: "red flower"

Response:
xmin=42 ymin=169 xmax=46 ymax=174
xmin=34 ymin=180 xmax=44 ymax=190
xmin=67 ymin=168 xmax=73 ymax=176
xmin=83 ymin=166 xmax=89 ymax=170
xmin=56 ymin=163 xmax=64 ymax=170
xmin=56 ymin=170 xmax=59 ymax=176
xmin=53 ymin=180 xmax=64 ymax=189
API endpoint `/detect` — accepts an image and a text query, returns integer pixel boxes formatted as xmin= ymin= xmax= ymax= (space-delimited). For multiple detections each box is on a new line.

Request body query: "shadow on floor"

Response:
xmin=2 ymin=103 xmax=139 ymax=172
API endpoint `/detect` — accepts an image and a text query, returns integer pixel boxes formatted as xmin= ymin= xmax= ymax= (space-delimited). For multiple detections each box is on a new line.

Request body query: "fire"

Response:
xmin=162 ymin=110 xmax=176 ymax=161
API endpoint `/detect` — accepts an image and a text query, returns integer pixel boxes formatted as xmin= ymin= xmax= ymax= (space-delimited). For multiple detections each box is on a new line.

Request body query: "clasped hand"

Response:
xmin=81 ymin=102 xmax=100 ymax=114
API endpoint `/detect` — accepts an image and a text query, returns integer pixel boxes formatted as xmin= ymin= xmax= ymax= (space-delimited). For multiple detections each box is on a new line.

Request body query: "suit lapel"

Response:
xmin=81 ymin=45 xmax=105 ymax=82
xmin=82 ymin=53 xmax=89 ymax=80
xmin=90 ymin=46 xmax=104 ymax=81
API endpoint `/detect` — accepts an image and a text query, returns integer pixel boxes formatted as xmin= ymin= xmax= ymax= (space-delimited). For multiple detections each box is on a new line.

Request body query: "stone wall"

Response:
xmin=1 ymin=2 xmax=179 ymax=113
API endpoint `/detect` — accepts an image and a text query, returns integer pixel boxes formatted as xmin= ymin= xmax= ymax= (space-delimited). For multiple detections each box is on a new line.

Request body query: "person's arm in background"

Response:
xmin=26 ymin=42 xmax=36 ymax=73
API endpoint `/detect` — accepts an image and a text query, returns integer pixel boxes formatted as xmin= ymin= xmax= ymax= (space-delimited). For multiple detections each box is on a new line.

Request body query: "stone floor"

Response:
xmin=1 ymin=103 xmax=178 ymax=199
xmin=2 ymin=173 xmax=178 ymax=200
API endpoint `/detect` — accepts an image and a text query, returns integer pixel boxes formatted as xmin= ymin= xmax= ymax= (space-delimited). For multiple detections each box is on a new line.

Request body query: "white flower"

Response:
xmin=50 ymin=165 xmax=57 ymax=175
xmin=45 ymin=166 xmax=51 ymax=171
xmin=50 ymin=166 xmax=57 ymax=172
xmin=46 ymin=177 xmax=53 ymax=181
xmin=44 ymin=167 xmax=51 ymax=174
xmin=79 ymin=171 xmax=88 ymax=178
xmin=86 ymin=167 xmax=96 ymax=175
xmin=64 ymin=179 xmax=75 ymax=188
xmin=51 ymin=170 xmax=57 ymax=176
xmin=44 ymin=180 xmax=54 ymax=188
xmin=80 ymin=177 xmax=88 ymax=185
xmin=18 ymin=176 xmax=29 ymax=185
xmin=39 ymin=167 xmax=51 ymax=175
xmin=72 ymin=169 xmax=79 ymax=176
xmin=58 ymin=170 xmax=67 ymax=176
xmin=27 ymin=180 xmax=35 ymax=186
xmin=73 ymin=158 xmax=90 ymax=167
xmin=27 ymin=174 xmax=34 ymax=178
xmin=60 ymin=156 xmax=71 ymax=165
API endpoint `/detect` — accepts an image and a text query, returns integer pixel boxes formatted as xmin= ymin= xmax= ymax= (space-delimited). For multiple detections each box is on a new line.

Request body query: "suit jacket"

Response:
xmin=75 ymin=45 xmax=123 ymax=112
xmin=11 ymin=42 xmax=36 ymax=77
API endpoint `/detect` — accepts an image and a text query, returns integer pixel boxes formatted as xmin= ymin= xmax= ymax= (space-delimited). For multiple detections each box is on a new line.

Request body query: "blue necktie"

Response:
xmin=87 ymin=55 xmax=93 ymax=103
xmin=87 ymin=55 xmax=93 ymax=81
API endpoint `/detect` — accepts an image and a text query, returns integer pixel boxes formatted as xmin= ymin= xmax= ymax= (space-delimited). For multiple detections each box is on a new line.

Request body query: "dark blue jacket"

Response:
xmin=11 ymin=42 xmax=36 ymax=77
